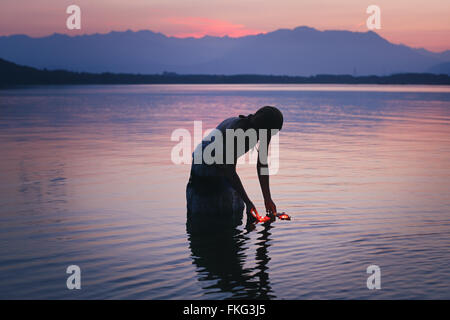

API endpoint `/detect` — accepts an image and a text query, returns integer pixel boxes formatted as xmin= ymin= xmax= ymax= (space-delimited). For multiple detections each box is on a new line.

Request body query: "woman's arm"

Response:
xmin=257 ymin=135 xmax=277 ymax=215
xmin=222 ymin=164 xmax=255 ymax=213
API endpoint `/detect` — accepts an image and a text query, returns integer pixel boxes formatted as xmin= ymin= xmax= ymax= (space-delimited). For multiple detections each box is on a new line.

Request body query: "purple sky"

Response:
xmin=0 ymin=0 xmax=449 ymax=52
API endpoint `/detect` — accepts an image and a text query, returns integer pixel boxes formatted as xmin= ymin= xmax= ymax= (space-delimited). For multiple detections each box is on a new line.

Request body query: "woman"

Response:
xmin=186 ymin=106 xmax=283 ymax=231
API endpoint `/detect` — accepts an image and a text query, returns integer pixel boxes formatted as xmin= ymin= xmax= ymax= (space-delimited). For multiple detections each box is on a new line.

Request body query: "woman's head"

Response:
xmin=246 ymin=106 xmax=283 ymax=132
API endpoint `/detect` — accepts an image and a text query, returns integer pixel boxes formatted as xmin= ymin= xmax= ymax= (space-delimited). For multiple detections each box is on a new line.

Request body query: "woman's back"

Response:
xmin=194 ymin=116 xmax=258 ymax=166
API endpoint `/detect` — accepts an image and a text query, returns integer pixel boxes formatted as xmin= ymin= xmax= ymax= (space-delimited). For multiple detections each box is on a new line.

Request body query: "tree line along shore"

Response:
xmin=1 ymin=58 xmax=449 ymax=86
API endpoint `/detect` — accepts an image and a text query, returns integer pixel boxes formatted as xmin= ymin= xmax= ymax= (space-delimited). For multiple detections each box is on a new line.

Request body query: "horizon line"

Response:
xmin=2 ymin=56 xmax=449 ymax=80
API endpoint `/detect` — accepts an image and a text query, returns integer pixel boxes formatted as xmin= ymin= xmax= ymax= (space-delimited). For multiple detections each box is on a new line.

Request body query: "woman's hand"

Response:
xmin=246 ymin=200 xmax=255 ymax=214
xmin=245 ymin=200 xmax=258 ymax=223
xmin=264 ymin=198 xmax=277 ymax=216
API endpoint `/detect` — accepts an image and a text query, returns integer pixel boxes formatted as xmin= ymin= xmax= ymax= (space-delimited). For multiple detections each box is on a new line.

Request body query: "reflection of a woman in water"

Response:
xmin=187 ymin=226 xmax=275 ymax=299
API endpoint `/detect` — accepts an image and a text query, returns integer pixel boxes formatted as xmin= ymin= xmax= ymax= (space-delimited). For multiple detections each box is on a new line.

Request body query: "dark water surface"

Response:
xmin=1 ymin=84 xmax=449 ymax=299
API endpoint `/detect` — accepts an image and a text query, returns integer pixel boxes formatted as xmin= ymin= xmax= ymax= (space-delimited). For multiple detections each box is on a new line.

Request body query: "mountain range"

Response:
xmin=0 ymin=26 xmax=449 ymax=76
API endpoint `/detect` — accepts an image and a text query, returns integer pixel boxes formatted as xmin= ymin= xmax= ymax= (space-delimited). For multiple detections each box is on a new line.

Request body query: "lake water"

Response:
xmin=1 ymin=84 xmax=450 ymax=299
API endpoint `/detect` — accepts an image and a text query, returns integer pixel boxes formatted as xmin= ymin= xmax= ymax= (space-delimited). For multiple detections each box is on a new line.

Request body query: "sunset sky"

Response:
xmin=0 ymin=0 xmax=449 ymax=52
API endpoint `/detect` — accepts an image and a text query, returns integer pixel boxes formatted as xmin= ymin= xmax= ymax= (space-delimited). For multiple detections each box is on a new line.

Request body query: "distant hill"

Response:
xmin=428 ymin=62 xmax=450 ymax=75
xmin=0 ymin=26 xmax=449 ymax=76
xmin=1 ymin=58 xmax=449 ymax=86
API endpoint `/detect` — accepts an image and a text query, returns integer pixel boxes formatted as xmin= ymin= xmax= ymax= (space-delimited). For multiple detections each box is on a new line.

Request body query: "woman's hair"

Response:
xmin=240 ymin=106 xmax=283 ymax=131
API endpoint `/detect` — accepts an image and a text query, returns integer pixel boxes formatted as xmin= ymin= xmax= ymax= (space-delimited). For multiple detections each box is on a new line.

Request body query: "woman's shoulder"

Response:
xmin=217 ymin=117 xmax=248 ymax=131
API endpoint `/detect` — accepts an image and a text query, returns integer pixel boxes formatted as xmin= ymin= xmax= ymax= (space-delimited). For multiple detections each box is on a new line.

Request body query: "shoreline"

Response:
xmin=1 ymin=59 xmax=450 ymax=86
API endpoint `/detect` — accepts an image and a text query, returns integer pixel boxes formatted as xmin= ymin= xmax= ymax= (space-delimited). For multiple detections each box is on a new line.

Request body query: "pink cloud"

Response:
xmin=163 ymin=17 xmax=263 ymax=38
